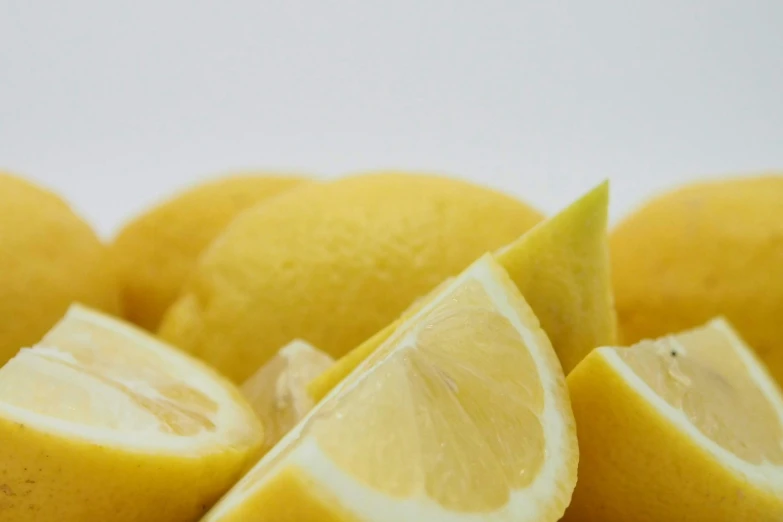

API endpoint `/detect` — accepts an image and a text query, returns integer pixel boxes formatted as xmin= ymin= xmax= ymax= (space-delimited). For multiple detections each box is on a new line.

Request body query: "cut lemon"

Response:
xmin=241 ymin=339 xmax=334 ymax=454
xmin=0 ymin=305 xmax=263 ymax=522
xmin=563 ymin=318 xmax=783 ymax=522
xmin=496 ymin=180 xmax=615 ymax=373
xmin=203 ymin=254 xmax=578 ymax=522
xmin=308 ymin=181 xmax=614 ymax=402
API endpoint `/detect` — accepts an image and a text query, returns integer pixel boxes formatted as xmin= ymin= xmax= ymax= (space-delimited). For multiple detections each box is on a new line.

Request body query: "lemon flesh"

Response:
xmin=308 ymin=181 xmax=614 ymax=402
xmin=0 ymin=305 xmax=263 ymax=522
xmin=618 ymin=324 xmax=783 ymax=465
xmin=564 ymin=319 xmax=783 ymax=522
xmin=203 ymin=255 xmax=578 ymax=522
xmin=241 ymin=339 xmax=334 ymax=454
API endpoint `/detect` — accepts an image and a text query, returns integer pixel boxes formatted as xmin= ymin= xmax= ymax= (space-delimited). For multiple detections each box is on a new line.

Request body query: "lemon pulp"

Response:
xmin=618 ymin=322 xmax=783 ymax=465
xmin=241 ymin=339 xmax=334 ymax=453
xmin=0 ymin=314 xmax=217 ymax=436
xmin=308 ymin=278 xmax=545 ymax=511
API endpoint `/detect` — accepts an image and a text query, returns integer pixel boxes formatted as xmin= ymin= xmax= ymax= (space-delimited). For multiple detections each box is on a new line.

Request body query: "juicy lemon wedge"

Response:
xmin=241 ymin=339 xmax=334 ymax=454
xmin=564 ymin=318 xmax=783 ymax=522
xmin=204 ymin=255 xmax=578 ymax=522
xmin=0 ymin=305 xmax=263 ymax=522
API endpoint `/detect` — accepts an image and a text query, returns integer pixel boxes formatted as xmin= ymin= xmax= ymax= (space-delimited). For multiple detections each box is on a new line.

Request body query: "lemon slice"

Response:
xmin=564 ymin=319 xmax=783 ymax=522
xmin=308 ymin=181 xmax=614 ymax=402
xmin=0 ymin=305 xmax=263 ymax=521
xmin=241 ymin=339 xmax=334 ymax=454
xmin=203 ymin=254 xmax=578 ymax=522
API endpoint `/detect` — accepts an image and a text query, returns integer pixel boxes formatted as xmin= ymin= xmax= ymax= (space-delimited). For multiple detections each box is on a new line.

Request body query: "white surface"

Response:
xmin=1 ymin=1 xmax=782 ymax=237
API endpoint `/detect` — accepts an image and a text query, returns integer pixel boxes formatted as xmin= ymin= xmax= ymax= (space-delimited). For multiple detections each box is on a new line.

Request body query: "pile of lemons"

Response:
xmin=0 ymin=169 xmax=780 ymax=522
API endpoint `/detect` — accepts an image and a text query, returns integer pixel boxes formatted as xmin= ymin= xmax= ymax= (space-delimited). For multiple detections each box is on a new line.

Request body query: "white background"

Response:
xmin=1 ymin=1 xmax=782 ymax=237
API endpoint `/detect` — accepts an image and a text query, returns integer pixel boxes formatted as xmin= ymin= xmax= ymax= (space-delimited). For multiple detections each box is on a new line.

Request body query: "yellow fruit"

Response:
xmin=241 ymin=339 xmax=334 ymax=455
xmin=202 ymin=254 xmax=578 ymax=522
xmin=308 ymin=182 xmax=614 ymax=402
xmin=0 ymin=305 xmax=263 ymax=521
xmin=611 ymin=175 xmax=783 ymax=384
xmin=159 ymin=172 xmax=542 ymax=382
xmin=112 ymin=173 xmax=307 ymax=330
xmin=563 ymin=319 xmax=783 ymax=522
xmin=0 ymin=172 xmax=120 ymax=367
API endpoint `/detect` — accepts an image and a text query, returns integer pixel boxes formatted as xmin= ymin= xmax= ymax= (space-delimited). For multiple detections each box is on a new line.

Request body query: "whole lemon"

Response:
xmin=159 ymin=172 xmax=543 ymax=382
xmin=111 ymin=174 xmax=307 ymax=330
xmin=0 ymin=172 xmax=120 ymax=365
xmin=611 ymin=175 xmax=783 ymax=384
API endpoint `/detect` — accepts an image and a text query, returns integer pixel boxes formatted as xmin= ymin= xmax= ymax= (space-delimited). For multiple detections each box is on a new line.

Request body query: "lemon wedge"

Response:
xmin=241 ymin=339 xmax=334 ymax=454
xmin=564 ymin=318 xmax=783 ymax=522
xmin=0 ymin=305 xmax=263 ymax=521
xmin=203 ymin=254 xmax=578 ymax=522
xmin=496 ymin=180 xmax=615 ymax=373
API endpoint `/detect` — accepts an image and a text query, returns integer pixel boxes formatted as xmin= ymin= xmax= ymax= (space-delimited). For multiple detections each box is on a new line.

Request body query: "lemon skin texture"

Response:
xmin=112 ymin=174 xmax=307 ymax=330
xmin=0 ymin=414 xmax=260 ymax=522
xmin=159 ymin=172 xmax=542 ymax=383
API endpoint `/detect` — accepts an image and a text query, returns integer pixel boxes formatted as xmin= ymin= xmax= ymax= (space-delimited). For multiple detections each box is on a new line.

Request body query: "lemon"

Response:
xmin=159 ymin=172 xmax=542 ymax=382
xmin=202 ymin=254 xmax=578 ymax=522
xmin=0 ymin=305 xmax=263 ymax=522
xmin=308 ymin=182 xmax=614 ymax=402
xmin=563 ymin=319 xmax=783 ymax=522
xmin=0 ymin=172 xmax=120 ymax=367
xmin=112 ymin=173 xmax=307 ymax=330
xmin=241 ymin=339 xmax=334 ymax=455
xmin=611 ymin=175 xmax=783 ymax=384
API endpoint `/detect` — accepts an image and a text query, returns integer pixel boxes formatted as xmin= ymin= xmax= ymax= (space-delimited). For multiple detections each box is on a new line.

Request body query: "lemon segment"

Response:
xmin=241 ymin=339 xmax=334 ymax=454
xmin=0 ymin=305 xmax=263 ymax=522
xmin=563 ymin=319 xmax=783 ymax=522
xmin=203 ymin=255 xmax=577 ymax=522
